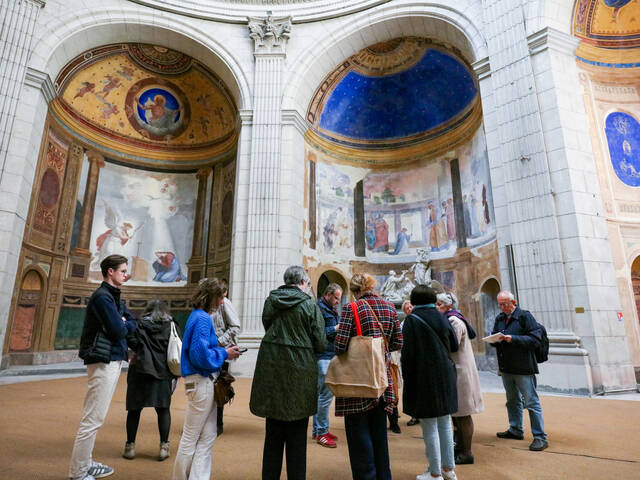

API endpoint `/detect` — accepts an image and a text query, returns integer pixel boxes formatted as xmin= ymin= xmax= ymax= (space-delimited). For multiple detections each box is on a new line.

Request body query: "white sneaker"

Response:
xmin=69 ymin=475 xmax=96 ymax=480
xmin=87 ymin=461 xmax=114 ymax=478
xmin=443 ymin=470 xmax=458 ymax=480
xmin=417 ymin=472 xmax=439 ymax=480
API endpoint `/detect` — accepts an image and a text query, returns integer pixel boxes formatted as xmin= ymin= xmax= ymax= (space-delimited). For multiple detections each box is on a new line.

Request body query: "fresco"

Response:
xmin=573 ymin=0 xmax=640 ymax=48
xmin=316 ymin=162 xmax=357 ymax=256
xmin=318 ymin=48 xmax=477 ymax=142
xmin=56 ymin=44 xmax=237 ymax=160
xmin=364 ymin=160 xmax=455 ymax=263
xmin=88 ymin=161 xmax=197 ymax=286
xmin=458 ymin=128 xmax=496 ymax=247
xmin=605 ymin=112 xmax=640 ymax=187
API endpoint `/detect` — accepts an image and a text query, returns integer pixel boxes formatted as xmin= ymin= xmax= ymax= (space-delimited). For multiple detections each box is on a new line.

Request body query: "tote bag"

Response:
xmin=167 ymin=322 xmax=182 ymax=376
xmin=325 ymin=301 xmax=388 ymax=398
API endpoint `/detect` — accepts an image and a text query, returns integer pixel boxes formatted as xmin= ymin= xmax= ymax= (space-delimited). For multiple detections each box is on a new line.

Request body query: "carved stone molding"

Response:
xmin=248 ymin=15 xmax=292 ymax=55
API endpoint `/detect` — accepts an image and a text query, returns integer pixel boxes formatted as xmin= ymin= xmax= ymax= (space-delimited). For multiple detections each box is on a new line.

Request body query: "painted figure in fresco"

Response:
xmin=152 ymin=251 xmax=184 ymax=282
xmin=323 ymin=222 xmax=337 ymax=251
xmin=91 ymin=203 xmax=142 ymax=270
xmin=391 ymin=228 xmax=411 ymax=255
xmin=373 ymin=214 xmax=389 ymax=252
xmin=365 ymin=216 xmax=376 ymax=250
xmin=468 ymin=193 xmax=479 ymax=238
xmin=463 ymin=194 xmax=471 ymax=239
xmin=482 ymin=184 xmax=490 ymax=225
xmin=445 ymin=198 xmax=456 ymax=241
xmin=100 ymin=75 xmax=122 ymax=98
xmin=136 ymin=94 xmax=182 ymax=130
xmin=74 ymin=81 xmax=95 ymax=99
xmin=335 ymin=208 xmax=352 ymax=249
xmin=474 ymin=185 xmax=486 ymax=235
xmin=427 ymin=202 xmax=447 ymax=250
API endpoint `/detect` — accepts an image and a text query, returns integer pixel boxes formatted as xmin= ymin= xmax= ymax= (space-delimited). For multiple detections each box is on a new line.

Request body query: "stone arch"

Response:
xmin=317 ymin=269 xmax=348 ymax=305
xmin=282 ymin=2 xmax=488 ymax=115
xmin=7 ymin=266 xmax=47 ymax=355
xmin=28 ymin=8 xmax=251 ymax=110
xmin=476 ymin=276 xmax=500 ymax=370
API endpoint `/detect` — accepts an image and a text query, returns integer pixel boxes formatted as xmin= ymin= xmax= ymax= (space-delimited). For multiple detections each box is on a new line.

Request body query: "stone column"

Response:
xmin=68 ymin=151 xmax=104 ymax=280
xmin=238 ymin=16 xmax=292 ymax=336
xmin=186 ymin=167 xmax=211 ymax=284
xmin=479 ymin=1 xmax=634 ymax=393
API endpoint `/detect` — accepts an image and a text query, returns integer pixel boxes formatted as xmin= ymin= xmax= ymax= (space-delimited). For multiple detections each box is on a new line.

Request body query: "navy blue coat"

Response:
xmin=490 ymin=307 xmax=542 ymax=375
xmin=79 ymin=281 xmax=137 ymax=363
xmin=316 ymin=297 xmax=339 ymax=360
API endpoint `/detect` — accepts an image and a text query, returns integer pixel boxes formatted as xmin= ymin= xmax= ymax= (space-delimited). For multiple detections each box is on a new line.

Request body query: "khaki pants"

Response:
xmin=172 ymin=374 xmax=218 ymax=480
xmin=68 ymin=361 xmax=122 ymax=479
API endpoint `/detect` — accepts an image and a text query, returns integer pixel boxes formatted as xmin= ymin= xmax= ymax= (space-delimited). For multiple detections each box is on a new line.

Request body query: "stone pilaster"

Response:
xmin=0 ymin=0 xmax=46 ymax=366
xmin=239 ymin=16 xmax=292 ymax=336
xmin=480 ymin=1 xmax=634 ymax=393
xmin=186 ymin=167 xmax=211 ymax=284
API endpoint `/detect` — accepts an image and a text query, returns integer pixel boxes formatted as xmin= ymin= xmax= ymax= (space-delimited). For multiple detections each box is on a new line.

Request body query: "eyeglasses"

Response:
xmin=498 ymin=302 xmax=513 ymax=306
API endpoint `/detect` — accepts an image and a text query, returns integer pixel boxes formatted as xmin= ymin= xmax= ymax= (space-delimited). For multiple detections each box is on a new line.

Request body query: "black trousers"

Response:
xmin=262 ymin=417 xmax=309 ymax=480
xmin=217 ymin=361 xmax=229 ymax=427
xmin=344 ymin=401 xmax=391 ymax=480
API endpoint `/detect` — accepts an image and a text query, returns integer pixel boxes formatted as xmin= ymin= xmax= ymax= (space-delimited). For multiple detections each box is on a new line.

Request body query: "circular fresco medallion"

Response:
xmin=125 ymin=78 xmax=191 ymax=141
xmin=605 ymin=112 xmax=640 ymax=187
xmin=39 ymin=168 xmax=60 ymax=208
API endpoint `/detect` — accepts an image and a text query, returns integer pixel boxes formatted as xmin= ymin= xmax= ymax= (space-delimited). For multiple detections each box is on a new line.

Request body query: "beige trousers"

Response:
xmin=68 ymin=361 xmax=122 ymax=479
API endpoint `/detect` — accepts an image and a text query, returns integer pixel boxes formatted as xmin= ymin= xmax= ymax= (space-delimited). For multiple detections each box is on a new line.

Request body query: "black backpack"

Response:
xmin=518 ymin=314 xmax=549 ymax=364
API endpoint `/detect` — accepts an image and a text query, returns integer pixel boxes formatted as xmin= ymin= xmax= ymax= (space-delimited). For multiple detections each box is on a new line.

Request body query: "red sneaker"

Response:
xmin=326 ymin=432 xmax=338 ymax=440
xmin=316 ymin=433 xmax=337 ymax=448
xmin=311 ymin=433 xmax=317 ymax=440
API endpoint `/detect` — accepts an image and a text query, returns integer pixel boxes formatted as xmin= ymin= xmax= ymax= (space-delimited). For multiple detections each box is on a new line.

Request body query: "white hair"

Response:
xmin=436 ymin=292 xmax=458 ymax=309
xmin=498 ymin=290 xmax=515 ymax=301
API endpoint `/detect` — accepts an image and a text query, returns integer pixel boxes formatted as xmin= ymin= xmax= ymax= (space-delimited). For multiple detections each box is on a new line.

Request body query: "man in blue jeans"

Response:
xmin=313 ymin=283 xmax=343 ymax=448
xmin=490 ymin=290 xmax=548 ymax=452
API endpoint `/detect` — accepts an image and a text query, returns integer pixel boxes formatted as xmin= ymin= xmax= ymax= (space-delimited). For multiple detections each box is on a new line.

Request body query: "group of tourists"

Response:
xmin=68 ymin=254 xmax=548 ymax=480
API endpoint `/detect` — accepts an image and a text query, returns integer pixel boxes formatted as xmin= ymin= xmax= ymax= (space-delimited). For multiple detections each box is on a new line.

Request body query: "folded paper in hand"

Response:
xmin=482 ymin=333 xmax=503 ymax=344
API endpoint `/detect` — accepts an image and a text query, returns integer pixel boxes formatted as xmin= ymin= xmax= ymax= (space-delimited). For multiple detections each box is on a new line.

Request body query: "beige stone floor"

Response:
xmin=1 ymin=375 xmax=640 ymax=479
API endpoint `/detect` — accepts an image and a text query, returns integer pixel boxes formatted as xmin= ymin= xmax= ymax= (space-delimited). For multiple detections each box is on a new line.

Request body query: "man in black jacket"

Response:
xmin=490 ymin=290 xmax=548 ymax=452
xmin=69 ymin=255 xmax=137 ymax=480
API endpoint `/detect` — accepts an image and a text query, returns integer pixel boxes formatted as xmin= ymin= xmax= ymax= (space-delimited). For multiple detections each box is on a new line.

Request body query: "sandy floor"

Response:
xmin=1 ymin=375 xmax=639 ymax=479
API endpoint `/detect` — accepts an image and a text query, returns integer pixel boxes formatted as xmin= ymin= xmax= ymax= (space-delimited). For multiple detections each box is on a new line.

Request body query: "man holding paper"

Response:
xmin=488 ymin=291 xmax=548 ymax=452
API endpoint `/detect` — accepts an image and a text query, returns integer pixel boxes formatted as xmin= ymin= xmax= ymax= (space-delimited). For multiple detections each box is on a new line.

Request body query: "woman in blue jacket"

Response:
xmin=172 ymin=278 xmax=241 ymax=480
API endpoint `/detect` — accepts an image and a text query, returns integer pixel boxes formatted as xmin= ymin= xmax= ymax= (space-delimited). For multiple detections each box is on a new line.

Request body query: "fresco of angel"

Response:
xmin=91 ymin=200 xmax=143 ymax=270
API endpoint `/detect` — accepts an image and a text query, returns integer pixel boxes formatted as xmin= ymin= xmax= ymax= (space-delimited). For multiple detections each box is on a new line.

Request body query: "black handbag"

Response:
xmin=82 ymin=330 xmax=113 ymax=363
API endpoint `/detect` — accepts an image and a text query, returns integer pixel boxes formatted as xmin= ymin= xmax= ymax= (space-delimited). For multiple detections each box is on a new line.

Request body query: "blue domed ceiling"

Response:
xmin=306 ymin=37 xmax=480 ymax=158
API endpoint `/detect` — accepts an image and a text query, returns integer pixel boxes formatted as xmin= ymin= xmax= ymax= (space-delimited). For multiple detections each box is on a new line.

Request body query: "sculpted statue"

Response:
xmin=410 ymin=248 xmax=432 ymax=286
xmin=381 ymin=269 xmax=415 ymax=304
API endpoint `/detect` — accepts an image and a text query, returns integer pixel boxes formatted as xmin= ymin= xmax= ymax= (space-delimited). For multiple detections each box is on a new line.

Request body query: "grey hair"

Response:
xmin=284 ymin=265 xmax=310 ymax=286
xmin=436 ymin=292 xmax=458 ymax=309
xmin=323 ymin=282 xmax=343 ymax=296
xmin=142 ymin=299 xmax=172 ymax=323
xmin=498 ymin=290 xmax=515 ymax=301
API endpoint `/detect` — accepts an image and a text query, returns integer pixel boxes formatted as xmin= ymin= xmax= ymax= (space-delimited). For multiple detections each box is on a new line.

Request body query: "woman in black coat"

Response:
xmin=124 ymin=299 xmax=178 ymax=461
xmin=401 ymin=286 xmax=459 ymax=480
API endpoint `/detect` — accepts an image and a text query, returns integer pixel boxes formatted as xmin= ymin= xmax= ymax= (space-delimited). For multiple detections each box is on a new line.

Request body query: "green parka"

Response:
xmin=249 ymin=285 xmax=327 ymax=421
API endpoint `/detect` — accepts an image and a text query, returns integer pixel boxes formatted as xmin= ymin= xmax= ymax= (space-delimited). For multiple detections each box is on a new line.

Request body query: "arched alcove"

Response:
xmin=476 ymin=277 xmax=500 ymax=371
xmin=317 ymin=270 xmax=348 ymax=306
xmin=9 ymin=270 xmax=44 ymax=353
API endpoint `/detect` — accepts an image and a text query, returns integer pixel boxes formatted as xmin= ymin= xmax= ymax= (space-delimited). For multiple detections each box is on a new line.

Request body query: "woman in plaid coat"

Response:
xmin=334 ymin=273 xmax=403 ymax=480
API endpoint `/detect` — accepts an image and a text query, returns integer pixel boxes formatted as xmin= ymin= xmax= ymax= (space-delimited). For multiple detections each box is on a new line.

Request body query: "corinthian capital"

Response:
xmin=248 ymin=15 xmax=292 ymax=55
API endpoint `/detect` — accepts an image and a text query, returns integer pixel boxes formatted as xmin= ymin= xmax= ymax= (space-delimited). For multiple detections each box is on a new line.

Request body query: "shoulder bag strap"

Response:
xmin=350 ymin=301 xmax=362 ymax=336
xmin=361 ymin=300 xmax=390 ymax=352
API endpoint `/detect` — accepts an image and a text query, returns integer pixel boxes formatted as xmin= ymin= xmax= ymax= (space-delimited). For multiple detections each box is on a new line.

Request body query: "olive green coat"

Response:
xmin=249 ymin=285 xmax=327 ymax=421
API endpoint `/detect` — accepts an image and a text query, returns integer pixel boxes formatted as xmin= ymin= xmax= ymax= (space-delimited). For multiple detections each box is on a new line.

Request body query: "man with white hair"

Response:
xmin=490 ymin=290 xmax=548 ymax=452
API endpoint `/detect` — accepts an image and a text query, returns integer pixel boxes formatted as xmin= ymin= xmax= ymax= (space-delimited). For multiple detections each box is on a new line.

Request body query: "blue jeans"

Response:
xmin=344 ymin=401 xmax=391 ymax=480
xmin=419 ymin=415 xmax=455 ymax=476
xmin=313 ymin=358 xmax=334 ymax=436
xmin=501 ymin=373 xmax=546 ymax=440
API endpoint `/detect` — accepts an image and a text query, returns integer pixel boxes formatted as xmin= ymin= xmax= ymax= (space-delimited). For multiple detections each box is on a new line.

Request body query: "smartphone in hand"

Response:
xmin=238 ymin=348 xmax=248 ymax=353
